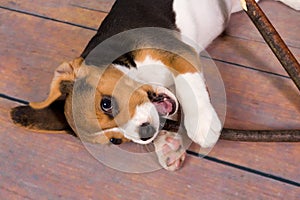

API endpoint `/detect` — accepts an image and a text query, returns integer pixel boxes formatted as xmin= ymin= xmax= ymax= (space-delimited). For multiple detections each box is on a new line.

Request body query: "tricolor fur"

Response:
xmin=11 ymin=0 xmax=300 ymax=171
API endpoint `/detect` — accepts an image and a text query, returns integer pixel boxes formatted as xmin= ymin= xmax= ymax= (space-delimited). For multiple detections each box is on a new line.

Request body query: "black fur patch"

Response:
xmin=81 ymin=0 xmax=176 ymax=59
xmin=11 ymin=100 xmax=72 ymax=133
xmin=112 ymin=52 xmax=137 ymax=68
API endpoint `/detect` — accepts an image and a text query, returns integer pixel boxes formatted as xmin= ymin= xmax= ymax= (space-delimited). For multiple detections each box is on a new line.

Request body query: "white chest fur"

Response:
xmin=114 ymin=56 xmax=174 ymax=87
xmin=172 ymin=0 xmax=238 ymax=53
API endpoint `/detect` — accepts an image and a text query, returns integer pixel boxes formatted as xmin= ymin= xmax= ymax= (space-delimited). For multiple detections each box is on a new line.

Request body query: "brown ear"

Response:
xmin=29 ymin=57 xmax=83 ymax=109
xmin=11 ymin=100 xmax=74 ymax=134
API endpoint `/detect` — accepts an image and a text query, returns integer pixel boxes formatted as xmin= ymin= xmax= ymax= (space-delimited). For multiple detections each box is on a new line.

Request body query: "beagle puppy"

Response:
xmin=11 ymin=0 xmax=299 ymax=171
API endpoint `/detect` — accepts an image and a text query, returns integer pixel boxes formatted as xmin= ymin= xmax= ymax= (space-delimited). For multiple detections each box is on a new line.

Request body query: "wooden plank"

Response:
xmin=207 ymin=0 xmax=300 ymax=78
xmin=70 ymin=0 xmax=114 ymax=13
xmin=3 ymin=0 xmax=299 ymax=50
xmin=0 ymin=1 xmax=297 ymax=191
xmin=226 ymin=0 xmax=300 ymax=48
xmin=190 ymin=136 xmax=300 ymax=183
xmin=2 ymin=0 xmax=299 ymax=50
xmin=2 ymin=0 xmax=299 ymax=79
xmin=0 ymin=10 xmax=95 ymax=101
xmin=0 ymin=0 xmax=111 ymax=29
xmin=1 ymin=99 xmax=299 ymax=199
xmin=199 ymin=58 xmax=300 ymax=182
xmin=2 ymin=9 xmax=300 ymax=129
xmin=207 ymin=140 xmax=300 ymax=182
xmin=206 ymin=35 xmax=300 ymax=77
xmin=202 ymin=58 xmax=300 ymax=130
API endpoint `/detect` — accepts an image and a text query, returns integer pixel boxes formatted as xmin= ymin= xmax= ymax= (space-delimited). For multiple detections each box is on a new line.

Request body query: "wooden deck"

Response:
xmin=0 ymin=0 xmax=299 ymax=199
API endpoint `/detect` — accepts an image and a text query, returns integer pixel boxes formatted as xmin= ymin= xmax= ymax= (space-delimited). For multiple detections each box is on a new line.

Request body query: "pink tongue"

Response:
xmin=153 ymin=100 xmax=173 ymax=115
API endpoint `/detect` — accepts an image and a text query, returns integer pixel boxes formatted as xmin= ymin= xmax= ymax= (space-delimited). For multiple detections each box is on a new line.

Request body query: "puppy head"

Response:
xmin=30 ymin=57 xmax=178 ymax=145
xmin=93 ymin=66 xmax=162 ymax=144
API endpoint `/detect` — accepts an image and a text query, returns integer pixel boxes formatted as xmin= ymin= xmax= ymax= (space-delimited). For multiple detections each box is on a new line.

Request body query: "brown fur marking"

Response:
xmin=30 ymin=58 xmax=83 ymax=109
xmin=94 ymin=66 xmax=154 ymax=131
xmin=135 ymin=49 xmax=199 ymax=75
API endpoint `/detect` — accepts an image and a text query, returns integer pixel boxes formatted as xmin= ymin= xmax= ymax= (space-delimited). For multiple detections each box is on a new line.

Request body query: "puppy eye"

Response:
xmin=100 ymin=96 xmax=119 ymax=117
xmin=101 ymin=97 xmax=112 ymax=112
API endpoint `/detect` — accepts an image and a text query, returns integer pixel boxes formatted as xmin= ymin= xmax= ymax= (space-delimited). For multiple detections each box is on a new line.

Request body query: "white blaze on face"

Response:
xmin=122 ymin=102 xmax=160 ymax=144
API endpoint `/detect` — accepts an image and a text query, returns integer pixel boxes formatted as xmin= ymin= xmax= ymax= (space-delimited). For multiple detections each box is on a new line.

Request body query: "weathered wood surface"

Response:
xmin=190 ymin=139 xmax=300 ymax=183
xmin=0 ymin=10 xmax=94 ymax=101
xmin=1 ymin=100 xmax=299 ymax=199
xmin=0 ymin=0 xmax=111 ymax=29
xmin=1 ymin=6 xmax=299 ymax=129
xmin=1 ymin=0 xmax=300 ymax=199
xmin=226 ymin=0 xmax=300 ymax=48
xmin=200 ymin=57 xmax=300 ymax=130
xmin=205 ymin=35 xmax=300 ymax=77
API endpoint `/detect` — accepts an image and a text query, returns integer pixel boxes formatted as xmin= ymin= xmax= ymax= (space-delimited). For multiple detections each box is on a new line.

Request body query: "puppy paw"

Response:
xmin=175 ymin=73 xmax=222 ymax=148
xmin=184 ymin=104 xmax=221 ymax=148
xmin=153 ymin=130 xmax=186 ymax=171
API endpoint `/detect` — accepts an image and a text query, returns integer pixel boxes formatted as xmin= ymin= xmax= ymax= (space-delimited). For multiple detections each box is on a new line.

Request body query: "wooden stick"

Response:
xmin=241 ymin=0 xmax=300 ymax=91
xmin=160 ymin=117 xmax=300 ymax=142
xmin=220 ymin=129 xmax=300 ymax=142
xmin=160 ymin=1 xmax=300 ymax=142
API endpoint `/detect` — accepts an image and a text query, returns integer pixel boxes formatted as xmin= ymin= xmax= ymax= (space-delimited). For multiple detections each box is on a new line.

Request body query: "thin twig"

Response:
xmin=241 ymin=0 xmax=300 ymax=91
xmin=161 ymin=1 xmax=300 ymax=142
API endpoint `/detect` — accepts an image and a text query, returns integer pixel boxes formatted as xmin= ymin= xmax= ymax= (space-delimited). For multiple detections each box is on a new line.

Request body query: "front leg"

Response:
xmin=153 ymin=130 xmax=186 ymax=171
xmin=175 ymin=72 xmax=222 ymax=148
xmin=134 ymin=49 xmax=221 ymax=148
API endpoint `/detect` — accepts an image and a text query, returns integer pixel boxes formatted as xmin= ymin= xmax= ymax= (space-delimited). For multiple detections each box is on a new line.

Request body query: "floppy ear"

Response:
xmin=11 ymin=100 xmax=74 ymax=133
xmin=10 ymin=57 xmax=83 ymax=134
xmin=30 ymin=57 xmax=83 ymax=109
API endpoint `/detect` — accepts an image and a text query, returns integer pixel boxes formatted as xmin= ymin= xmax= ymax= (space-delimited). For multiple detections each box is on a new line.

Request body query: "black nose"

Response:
xmin=139 ymin=122 xmax=156 ymax=141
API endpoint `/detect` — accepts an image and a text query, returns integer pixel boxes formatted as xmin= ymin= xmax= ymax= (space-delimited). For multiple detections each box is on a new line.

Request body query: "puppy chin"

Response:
xmin=125 ymin=134 xmax=157 ymax=145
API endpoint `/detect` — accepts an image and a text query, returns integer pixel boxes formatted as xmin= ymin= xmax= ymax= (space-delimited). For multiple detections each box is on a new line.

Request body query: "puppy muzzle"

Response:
xmin=122 ymin=102 xmax=160 ymax=144
xmin=122 ymin=86 xmax=179 ymax=144
xmin=139 ymin=122 xmax=156 ymax=141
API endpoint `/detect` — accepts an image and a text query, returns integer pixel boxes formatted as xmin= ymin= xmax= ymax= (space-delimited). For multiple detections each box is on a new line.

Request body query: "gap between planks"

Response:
xmin=201 ymin=55 xmax=291 ymax=79
xmin=0 ymin=6 xmax=98 ymax=31
xmin=187 ymin=150 xmax=300 ymax=187
xmin=0 ymin=5 xmax=295 ymax=81
xmin=0 ymin=94 xmax=299 ymax=187
xmin=1 ymin=1 xmax=299 ymax=189
xmin=0 ymin=4 xmax=300 ymax=79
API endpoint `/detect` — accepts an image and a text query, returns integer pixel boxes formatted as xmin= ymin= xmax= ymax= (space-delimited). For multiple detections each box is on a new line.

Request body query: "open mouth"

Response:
xmin=147 ymin=91 xmax=177 ymax=116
